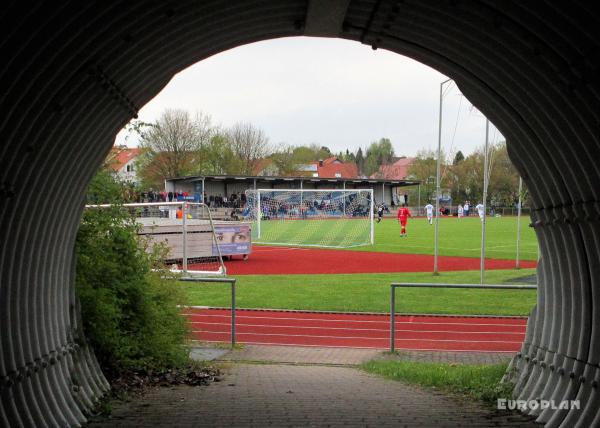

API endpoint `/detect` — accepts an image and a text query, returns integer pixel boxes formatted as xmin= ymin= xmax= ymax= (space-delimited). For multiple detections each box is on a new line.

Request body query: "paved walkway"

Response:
xmin=88 ymin=363 xmax=537 ymax=427
xmin=219 ymin=344 xmax=514 ymax=366
xmin=87 ymin=346 xmax=536 ymax=427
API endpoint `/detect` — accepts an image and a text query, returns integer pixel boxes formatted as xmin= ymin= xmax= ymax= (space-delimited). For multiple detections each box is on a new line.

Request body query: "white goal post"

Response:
xmin=244 ymin=188 xmax=374 ymax=248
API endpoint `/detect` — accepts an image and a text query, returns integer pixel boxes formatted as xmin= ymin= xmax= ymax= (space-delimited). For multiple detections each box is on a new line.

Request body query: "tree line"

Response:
xmin=126 ymin=108 xmax=525 ymax=208
xmin=127 ymin=109 xmax=270 ymax=188
xmin=406 ymin=143 xmax=527 ymax=208
xmin=126 ymin=109 xmax=400 ymax=188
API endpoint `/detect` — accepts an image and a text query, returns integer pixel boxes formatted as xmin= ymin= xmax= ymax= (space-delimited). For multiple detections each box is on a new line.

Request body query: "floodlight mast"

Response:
xmin=516 ymin=176 xmax=523 ymax=269
xmin=480 ymin=119 xmax=490 ymax=285
xmin=434 ymin=78 xmax=452 ymax=275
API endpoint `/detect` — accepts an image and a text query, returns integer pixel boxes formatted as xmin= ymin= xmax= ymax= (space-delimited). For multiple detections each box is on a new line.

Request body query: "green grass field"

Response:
xmin=183 ymin=215 xmax=538 ymax=316
xmin=253 ymin=217 xmax=373 ymax=248
xmin=182 ymin=269 xmax=537 ymax=316
xmin=254 ymin=215 xmax=538 ymax=261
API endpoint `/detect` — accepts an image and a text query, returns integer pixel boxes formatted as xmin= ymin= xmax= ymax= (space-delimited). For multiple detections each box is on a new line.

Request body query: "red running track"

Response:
xmin=183 ymin=308 xmax=527 ymax=353
xmin=217 ymin=246 xmax=537 ymax=275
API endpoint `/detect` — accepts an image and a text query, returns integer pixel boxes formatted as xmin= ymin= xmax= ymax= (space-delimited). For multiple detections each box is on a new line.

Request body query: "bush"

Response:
xmin=75 ymin=169 xmax=189 ymax=374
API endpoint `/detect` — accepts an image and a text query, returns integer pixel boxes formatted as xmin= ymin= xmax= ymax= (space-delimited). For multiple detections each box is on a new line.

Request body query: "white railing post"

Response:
xmin=257 ymin=190 xmax=261 ymax=239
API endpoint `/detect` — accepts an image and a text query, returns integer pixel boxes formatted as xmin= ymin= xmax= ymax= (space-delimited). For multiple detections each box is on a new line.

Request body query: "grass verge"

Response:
xmin=361 ymin=360 xmax=514 ymax=404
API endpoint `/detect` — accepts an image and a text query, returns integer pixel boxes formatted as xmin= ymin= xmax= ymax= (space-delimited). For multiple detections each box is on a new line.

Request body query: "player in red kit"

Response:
xmin=397 ymin=206 xmax=412 ymax=237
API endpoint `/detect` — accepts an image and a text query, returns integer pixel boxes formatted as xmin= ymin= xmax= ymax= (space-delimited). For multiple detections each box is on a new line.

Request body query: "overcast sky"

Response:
xmin=115 ymin=37 xmax=503 ymax=157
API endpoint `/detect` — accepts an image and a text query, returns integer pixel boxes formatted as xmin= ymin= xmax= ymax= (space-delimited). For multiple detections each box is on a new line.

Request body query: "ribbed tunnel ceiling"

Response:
xmin=1 ymin=1 xmax=599 ymax=426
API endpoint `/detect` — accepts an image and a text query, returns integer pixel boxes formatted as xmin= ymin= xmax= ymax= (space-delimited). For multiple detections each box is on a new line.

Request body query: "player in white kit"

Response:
xmin=425 ymin=203 xmax=434 ymax=225
xmin=476 ymin=202 xmax=485 ymax=221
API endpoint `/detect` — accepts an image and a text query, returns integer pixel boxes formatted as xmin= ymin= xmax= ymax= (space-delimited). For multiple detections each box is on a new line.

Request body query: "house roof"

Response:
xmin=322 ymin=156 xmax=341 ymax=165
xmin=252 ymin=158 xmax=274 ymax=175
xmin=315 ymin=161 xmax=358 ymax=178
xmin=108 ymin=147 xmax=141 ymax=171
xmin=370 ymin=157 xmax=415 ymax=180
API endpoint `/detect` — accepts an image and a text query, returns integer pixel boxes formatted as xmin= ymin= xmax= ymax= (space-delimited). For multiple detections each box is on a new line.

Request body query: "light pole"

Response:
xmin=434 ymin=78 xmax=452 ymax=275
xmin=516 ymin=176 xmax=523 ymax=269
xmin=480 ymin=119 xmax=490 ymax=285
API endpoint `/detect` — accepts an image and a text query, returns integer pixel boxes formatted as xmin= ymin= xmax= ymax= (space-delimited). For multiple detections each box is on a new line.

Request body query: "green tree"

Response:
xmin=448 ymin=141 xmax=521 ymax=206
xmin=487 ymin=142 xmax=520 ymax=206
xmin=453 ymin=150 xmax=465 ymax=165
xmin=227 ymin=122 xmax=271 ymax=175
xmin=271 ymin=145 xmax=300 ymax=176
xmin=132 ymin=109 xmax=213 ymax=187
xmin=364 ymin=138 xmax=395 ymax=176
xmin=197 ymin=132 xmax=241 ymax=175
xmin=355 ymin=147 xmax=365 ymax=176
xmin=407 ymin=149 xmax=449 ymax=204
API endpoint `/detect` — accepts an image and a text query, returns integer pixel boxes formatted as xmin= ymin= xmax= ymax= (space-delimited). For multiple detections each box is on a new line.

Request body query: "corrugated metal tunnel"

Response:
xmin=1 ymin=1 xmax=599 ymax=426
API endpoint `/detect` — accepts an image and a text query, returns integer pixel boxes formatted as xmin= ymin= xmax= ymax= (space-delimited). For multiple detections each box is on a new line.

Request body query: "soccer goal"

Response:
xmin=244 ymin=189 xmax=374 ymax=248
xmin=85 ymin=202 xmax=226 ymax=276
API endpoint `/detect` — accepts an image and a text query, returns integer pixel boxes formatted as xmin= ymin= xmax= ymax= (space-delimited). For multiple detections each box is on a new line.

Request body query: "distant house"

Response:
xmin=312 ymin=156 xmax=358 ymax=179
xmin=370 ymin=157 xmax=415 ymax=180
xmin=253 ymin=155 xmax=359 ymax=179
xmin=252 ymin=158 xmax=280 ymax=176
xmin=107 ymin=146 xmax=141 ymax=183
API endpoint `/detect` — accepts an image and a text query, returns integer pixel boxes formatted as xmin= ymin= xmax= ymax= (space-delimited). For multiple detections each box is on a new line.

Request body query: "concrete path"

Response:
xmin=88 ymin=346 xmax=537 ymax=427
xmin=88 ymin=363 xmax=537 ymax=427
xmin=218 ymin=344 xmax=514 ymax=366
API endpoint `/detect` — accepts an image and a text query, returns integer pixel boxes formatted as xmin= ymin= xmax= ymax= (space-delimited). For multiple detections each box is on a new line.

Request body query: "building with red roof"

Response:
xmin=370 ymin=157 xmax=415 ymax=180
xmin=312 ymin=157 xmax=358 ymax=178
xmin=107 ymin=146 xmax=142 ymax=183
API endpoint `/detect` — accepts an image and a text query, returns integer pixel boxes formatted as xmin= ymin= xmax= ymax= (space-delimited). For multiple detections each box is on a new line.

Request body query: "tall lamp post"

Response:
xmin=434 ymin=78 xmax=452 ymax=275
xmin=516 ymin=176 xmax=523 ymax=269
xmin=480 ymin=119 xmax=490 ymax=285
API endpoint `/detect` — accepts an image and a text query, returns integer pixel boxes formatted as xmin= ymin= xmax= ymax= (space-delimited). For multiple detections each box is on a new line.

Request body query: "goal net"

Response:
xmin=85 ymin=202 xmax=226 ymax=276
xmin=244 ymin=189 xmax=374 ymax=248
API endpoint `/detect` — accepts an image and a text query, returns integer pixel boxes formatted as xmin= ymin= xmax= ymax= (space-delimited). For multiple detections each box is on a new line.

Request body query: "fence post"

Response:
xmin=390 ymin=285 xmax=396 ymax=353
xmin=179 ymin=276 xmax=237 ymax=349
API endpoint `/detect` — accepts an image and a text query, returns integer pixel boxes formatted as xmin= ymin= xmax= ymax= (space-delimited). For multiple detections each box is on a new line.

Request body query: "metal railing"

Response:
xmin=180 ymin=276 xmax=237 ymax=348
xmin=389 ymin=282 xmax=537 ymax=352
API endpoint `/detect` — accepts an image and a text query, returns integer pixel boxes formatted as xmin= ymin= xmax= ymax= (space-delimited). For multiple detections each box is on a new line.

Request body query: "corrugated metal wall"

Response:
xmin=1 ymin=1 xmax=599 ymax=426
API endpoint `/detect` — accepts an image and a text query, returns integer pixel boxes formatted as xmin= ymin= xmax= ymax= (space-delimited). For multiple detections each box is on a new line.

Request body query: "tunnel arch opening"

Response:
xmin=1 ymin=2 xmax=599 ymax=427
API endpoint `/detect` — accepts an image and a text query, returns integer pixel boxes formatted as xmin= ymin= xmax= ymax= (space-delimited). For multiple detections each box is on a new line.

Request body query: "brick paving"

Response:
xmin=218 ymin=344 xmax=514 ymax=366
xmin=218 ymin=345 xmax=380 ymax=365
xmin=376 ymin=349 xmax=514 ymax=365
xmin=88 ymin=363 xmax=538 ymax=427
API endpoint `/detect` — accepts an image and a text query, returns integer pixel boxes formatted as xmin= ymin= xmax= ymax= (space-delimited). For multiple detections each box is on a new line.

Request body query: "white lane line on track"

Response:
xmin=253 ymin=243 xmax=539 ymax=255
xmin=193 ymin=330 xmax=523 ymax=344
xmin=189 ymin=321 xmax=525 ymax=335
xmin=183 ymin=313 xmax=527 ymax=327
xmin=190 ymin=339 xmax=518 ymax=353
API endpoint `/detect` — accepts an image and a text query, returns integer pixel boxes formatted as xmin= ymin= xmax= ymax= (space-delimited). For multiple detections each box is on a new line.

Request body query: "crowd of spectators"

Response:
xmin=134 ymin=189 xmax=372 ymax=221
xmin=204 ymin=192 xmax=246 ymax=208
xmin=243 ymin=193 xmax=370 ymax=220
xmin=137 ymin=190 xmax=190 ymax=203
